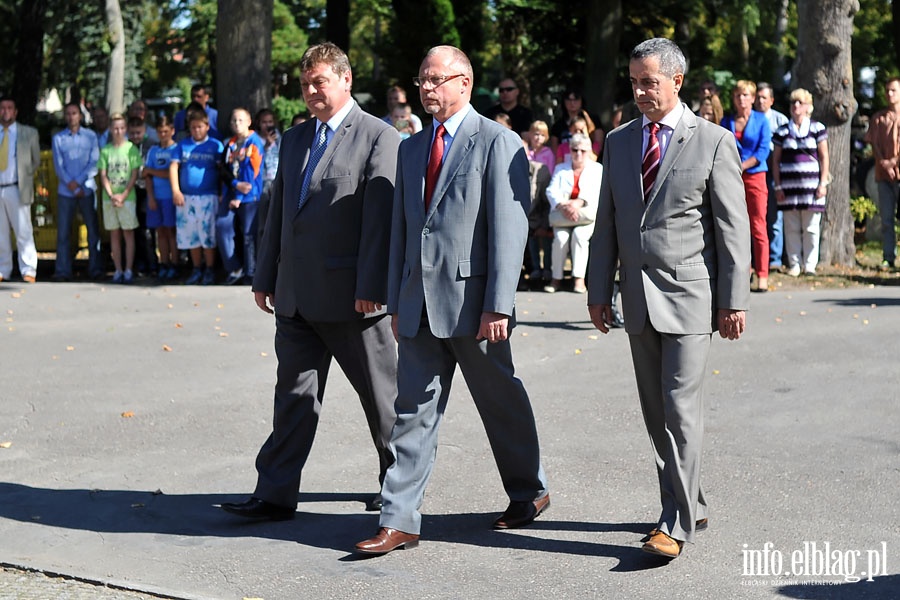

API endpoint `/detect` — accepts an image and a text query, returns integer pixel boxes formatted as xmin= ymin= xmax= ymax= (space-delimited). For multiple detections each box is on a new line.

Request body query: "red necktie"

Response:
xmin=641 ymin=122 xmax=661 ymax=202
xmin=424 ymin=123 xmax=446 ymax=210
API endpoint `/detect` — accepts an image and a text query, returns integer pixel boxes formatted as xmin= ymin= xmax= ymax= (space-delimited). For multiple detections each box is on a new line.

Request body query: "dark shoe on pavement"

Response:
xmin=220 ymin=497 xmax=295 ymax=521
xmin=365 ymin=493 xmax=383 ymax=512
xmin=492 ymin=494 xmax=550 ymax=529
xmin=355 ymin=527 xmax=419 ymax=555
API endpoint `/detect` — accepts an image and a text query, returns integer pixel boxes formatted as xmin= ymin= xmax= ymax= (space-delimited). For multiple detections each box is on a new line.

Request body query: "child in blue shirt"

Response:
xmin=169 ymin=110 xmax=224 ymax=285
xmin=144 ymin=115 xmax=179 ymax=281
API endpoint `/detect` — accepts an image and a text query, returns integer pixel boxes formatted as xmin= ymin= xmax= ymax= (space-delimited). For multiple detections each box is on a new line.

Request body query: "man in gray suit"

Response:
xmin=587 ymin=38 xmax=750 ymax=560
xmin=221 ymin=43 xmax=400 ymax=521
xmin=0 ymin=97 xmax=40 ymax=283
xmin=355 ymin=45 xmax=548 ymax=556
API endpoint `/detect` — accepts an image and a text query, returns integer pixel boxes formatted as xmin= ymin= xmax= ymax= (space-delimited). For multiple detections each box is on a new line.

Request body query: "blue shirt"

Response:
xmin=721 ymin=110 xmax=771 ymax=174
xmin=146 ymin=144 xmax=179 ymax=201
xmin=173 ymin=136 xmax=224 ymax=195
xmin=52 ymin=127 xmax=99 ymax=197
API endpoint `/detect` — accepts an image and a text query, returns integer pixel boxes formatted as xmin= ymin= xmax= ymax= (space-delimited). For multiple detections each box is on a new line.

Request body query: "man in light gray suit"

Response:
xmin=221 ymin=43 xmax=400 ymax=521
xmin=355 ymin=45 xmax=548 ymax=556
xmin=588 ymin=38 xmax=750 ymax=560
xmin=0 ymin=97 xmax=40 ymax=283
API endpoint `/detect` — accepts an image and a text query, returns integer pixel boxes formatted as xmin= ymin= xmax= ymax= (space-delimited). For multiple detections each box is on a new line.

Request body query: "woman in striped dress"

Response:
xmin=772 ymin=88 xmax=830 ymax=276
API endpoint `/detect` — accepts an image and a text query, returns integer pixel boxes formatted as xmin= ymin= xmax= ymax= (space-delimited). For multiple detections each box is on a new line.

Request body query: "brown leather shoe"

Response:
xmin=355 ymin=527 xmax=419 ymax=555
xmin=642 ymin=518 xmax=707 ymax=542
xmin=492 ymin=493 xmax=550 ymax=529
xmin=642 ymin=531 xmax=683 ymax=559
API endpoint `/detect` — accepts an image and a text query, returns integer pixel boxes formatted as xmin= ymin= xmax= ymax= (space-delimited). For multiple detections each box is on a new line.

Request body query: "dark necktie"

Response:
xmin=424 ymin=123 xmax=446 ymax=210
xmin=298 ymin=122 xmax=328 ymax=210
xmin=641 ymin=122 xmax=661 ymax=202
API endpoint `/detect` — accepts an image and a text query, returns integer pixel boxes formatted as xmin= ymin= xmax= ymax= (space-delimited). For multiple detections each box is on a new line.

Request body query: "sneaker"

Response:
xmin=185 ymin=268 xmax=203 ymax=285
xmin=787 ymin=265 xmax=801 ymax=277
xmin=112 ymin=271 xmax=124 ymax=284
xmin=202 ymin=269 xmax=215 ymax=286
xmin=166 ymin=266 xmax=178 ymax=281
xmin=528 ymin=269 xmax=541 ymax=280
xmin=879 ymin=260 xmax=892 ymax=272
xmin=224 ymin=268 xmax=244 ymax=285
xmin=123 ymin=270 xmax=134 ymax=284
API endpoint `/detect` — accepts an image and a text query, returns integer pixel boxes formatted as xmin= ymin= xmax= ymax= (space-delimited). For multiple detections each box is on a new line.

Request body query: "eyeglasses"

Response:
xmin=571 ymin=149 xmax=590 ymax=154
xmin=413 ymin=74 xmax=465 ymax=89
xmin=498 ymin=86 xmax=517 ymax=92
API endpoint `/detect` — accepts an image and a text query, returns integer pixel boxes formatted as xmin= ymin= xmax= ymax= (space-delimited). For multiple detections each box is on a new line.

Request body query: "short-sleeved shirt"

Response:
xmin=173 ymin=136 xmax=224 ymax=195
xmin=146 ymin=143 xmax=179 ymax=201
xmin=97 ymin=141 xmax=143 ymax=203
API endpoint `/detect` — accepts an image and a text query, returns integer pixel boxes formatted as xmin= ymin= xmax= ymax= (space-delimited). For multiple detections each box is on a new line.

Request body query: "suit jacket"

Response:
xmin=253 ymin=102 xmax=399 ymax=322
xmin=588 ymin=105 xmax=750 ymax=335
xmin=14 ymin=123 xmax=41 ymax=206
xmin=388 ymin=108 xmax=531 ymax=339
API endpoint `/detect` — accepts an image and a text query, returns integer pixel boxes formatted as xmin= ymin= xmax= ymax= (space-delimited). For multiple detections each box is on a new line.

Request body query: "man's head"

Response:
xmin=92 ymin=106 xmax=109 ymax=132
xmin=64 ymin=102 xmax=82 ymax=130
xmin=755 ymin=82 xmax=776 ymax=113
xmin=108 ymin=113 xmax=127 ymax=145
xmin=386 ymin=85 xmax=407 ymax=111
xmin=417 ymin=45 xmax=473 ymax=123
xmin=299 ymin=42 xmax=353 ymax=122
xmin=629 ymin=38 xmax=686 ymax=122
xmin=127 ymin=116 xmax=146 ymax=145
xmin=569 ymin=132 xmax=592 ymax=167
xmin=0 ymin=97 xmax=18 ymax=127
xmin=498 ymin=78 xmax=519 ymax=109
xmin=698 ymin=80 xmax=718 ymax=99
xmin=885 ymin=77 xmax=900 ymax=108
xmin=128 ymin=99 xmax=148 ymax=122
xmin=190 ymin=85 xmax=210 ymax=108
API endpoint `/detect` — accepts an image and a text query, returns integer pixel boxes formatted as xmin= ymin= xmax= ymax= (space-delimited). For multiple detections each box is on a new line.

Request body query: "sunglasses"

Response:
xmin=498 ymin=86 xmax=517 ymax=92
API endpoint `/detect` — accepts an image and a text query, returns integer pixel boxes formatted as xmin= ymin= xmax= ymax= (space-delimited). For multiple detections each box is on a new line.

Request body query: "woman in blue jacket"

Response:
xmin=722 ymin=80 xmax=772 ymax=292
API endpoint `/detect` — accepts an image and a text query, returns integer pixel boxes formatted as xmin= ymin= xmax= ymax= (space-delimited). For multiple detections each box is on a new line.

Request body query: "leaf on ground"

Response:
xmin=10 ymin=292 xmax=21 ymax=298
xmin=193 ymin=302 xmax=200 ymax=307
xmin=521 ymin=331 xmax=529 ymax=336
xmin=217 ymin=303 xmax=225 ymax=309
xmin=215 ymin=317 xmax=222 ymax=322
xmin=260 ymin=352 xmax=268 ymax=357
xmin=66 ymin=345 xmax=75 ymax=351
xmin=798 ymin=311 xmax=807 ymax=316
xmin=162 ymin=344 xmax=173 ymax=352
xmin=214 ymin=325 xmax=221 ymax=331
xmin=51 ymin=355 xmax=59 ymax=360
xmin=121 ymin=411 xmax=135 ymax=418
xmin=174 ymin=322 xmax=183 ymax=328
xmin=712 ymin=370 xmax=720 ymax=375
xmin=167 ymin=303 xmax=174 ymax=309
xmin=863 ymin=319 xmax=869 ymax=325
xmin=0 ymin=441 xmax=12 ymax=449
xmin=588 ymin=335 xmax=598 ymax=340
xmin=219 ymin=332 xmax=229 ymax=337
xmin=574 ymin=348 xmax=582 ymax=355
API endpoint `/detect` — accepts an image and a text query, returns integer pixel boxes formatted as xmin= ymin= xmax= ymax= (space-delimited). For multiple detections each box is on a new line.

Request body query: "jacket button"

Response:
xmin=422 ymin=228 xmax=429 ymax=235
xmin=640 ymin=226 xmax=647 ymax=232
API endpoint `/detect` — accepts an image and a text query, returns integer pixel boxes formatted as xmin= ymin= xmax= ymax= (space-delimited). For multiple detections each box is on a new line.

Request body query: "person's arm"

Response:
xmin=587 ymin=140 xmax=619 ymax=333
xmin=772 ymin=145 xmax=785 ymax=204
xmin=743 ymin=113 xmax=771 ymax=171
xmin=169 ymin=160 xmax=184 ymax=206
xmin=816 ymin=133 xmax=830 ymax=199
xmin=52 ymin=135 xmax=75 ymax=190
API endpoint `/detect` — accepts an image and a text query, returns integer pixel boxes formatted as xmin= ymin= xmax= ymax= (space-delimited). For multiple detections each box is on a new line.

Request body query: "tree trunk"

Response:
xmin=584 ymin=0 xmax=622 ymax=130
xmin=326 ymin=0 xmax=350 ymax=51
xmin=104 ymin=0 xmax=126 ymax=114
xmin=12 ymin=0 xmax=49 ymax=125
xmin=771 ymin=0 xmax=790 ymax=90
xmin=216 ymin=0 xmax=273 ymax=137
xmin=795 ymin=0 xmax=859 ymax=267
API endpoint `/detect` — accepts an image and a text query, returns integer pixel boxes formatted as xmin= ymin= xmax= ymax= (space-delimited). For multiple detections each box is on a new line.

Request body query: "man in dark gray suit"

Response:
xmin=588 ymin=38 xmax=750 ymax=559
xmin=355 ymin=45 xmax=548 ymax=555
xmin=221 ymin=43 xmax=400 ymax=521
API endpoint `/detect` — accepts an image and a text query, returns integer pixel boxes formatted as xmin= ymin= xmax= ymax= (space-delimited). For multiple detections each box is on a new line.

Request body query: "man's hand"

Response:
xmin=476 ymin=311 xmax=509 ymax=343
xmin=355 ymin=299 xmax=382 ymax=314
xmin=588 ymin=304 xmax=612 ymax=334
xmin=254 ymin=290 xmax=275 ymax=314
xmin=172 ymin=190 xmax=184 ymax=206
xmin=236 ymin=182 xmax=252 ymax=194
xmin=67 ymin=180 xmax=79 ymax=192
xmin=717 ymin=309 xmax=746 ymax=340
xmin=229 ymin=199 xmax=242 ymax=210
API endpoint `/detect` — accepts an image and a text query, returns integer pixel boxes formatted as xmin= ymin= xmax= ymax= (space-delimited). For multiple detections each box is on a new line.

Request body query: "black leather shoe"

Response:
xmin=365 ymin=493 xmax=383 ymax=512
xmin=220 ymin=497 xmax=295 ymax=521
xmin=493 ymin=494 xmax=550 ymax=529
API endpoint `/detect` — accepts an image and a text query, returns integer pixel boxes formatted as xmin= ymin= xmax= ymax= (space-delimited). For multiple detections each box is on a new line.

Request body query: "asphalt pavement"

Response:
xmin=0 ymin=277 xmax=898 ymax=600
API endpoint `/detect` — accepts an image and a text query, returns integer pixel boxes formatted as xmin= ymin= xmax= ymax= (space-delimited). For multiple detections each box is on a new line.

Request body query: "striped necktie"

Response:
xmin=641 ymin=122 xmax=661 ymax=202
xmin=298 ymin=122 xmax=328 ymax=210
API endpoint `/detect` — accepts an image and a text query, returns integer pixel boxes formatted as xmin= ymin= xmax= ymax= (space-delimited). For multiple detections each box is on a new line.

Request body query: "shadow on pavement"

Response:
xmin=811 ymin=296 xmax=900 ymax=307
xmin=0 ymin=482 xmax=663 ymax=571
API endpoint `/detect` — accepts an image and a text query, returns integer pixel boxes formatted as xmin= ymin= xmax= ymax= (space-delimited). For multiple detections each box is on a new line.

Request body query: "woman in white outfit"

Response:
xmin=545 ymin=133 xmax=602 ymax=293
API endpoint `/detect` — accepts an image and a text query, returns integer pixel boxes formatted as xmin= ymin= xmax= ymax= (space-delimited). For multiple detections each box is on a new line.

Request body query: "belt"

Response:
xmin=0 ymin=182 xmax=18 ymax=188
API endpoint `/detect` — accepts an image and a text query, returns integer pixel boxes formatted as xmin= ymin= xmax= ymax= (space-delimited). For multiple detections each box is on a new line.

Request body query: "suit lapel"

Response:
xmin=646 ymin=105 xmax=697 ymax=206
xmin=426 ymin=110 xmax=477 ymax=221
xmin=625 ymin=119 xmax=644 ymax=203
